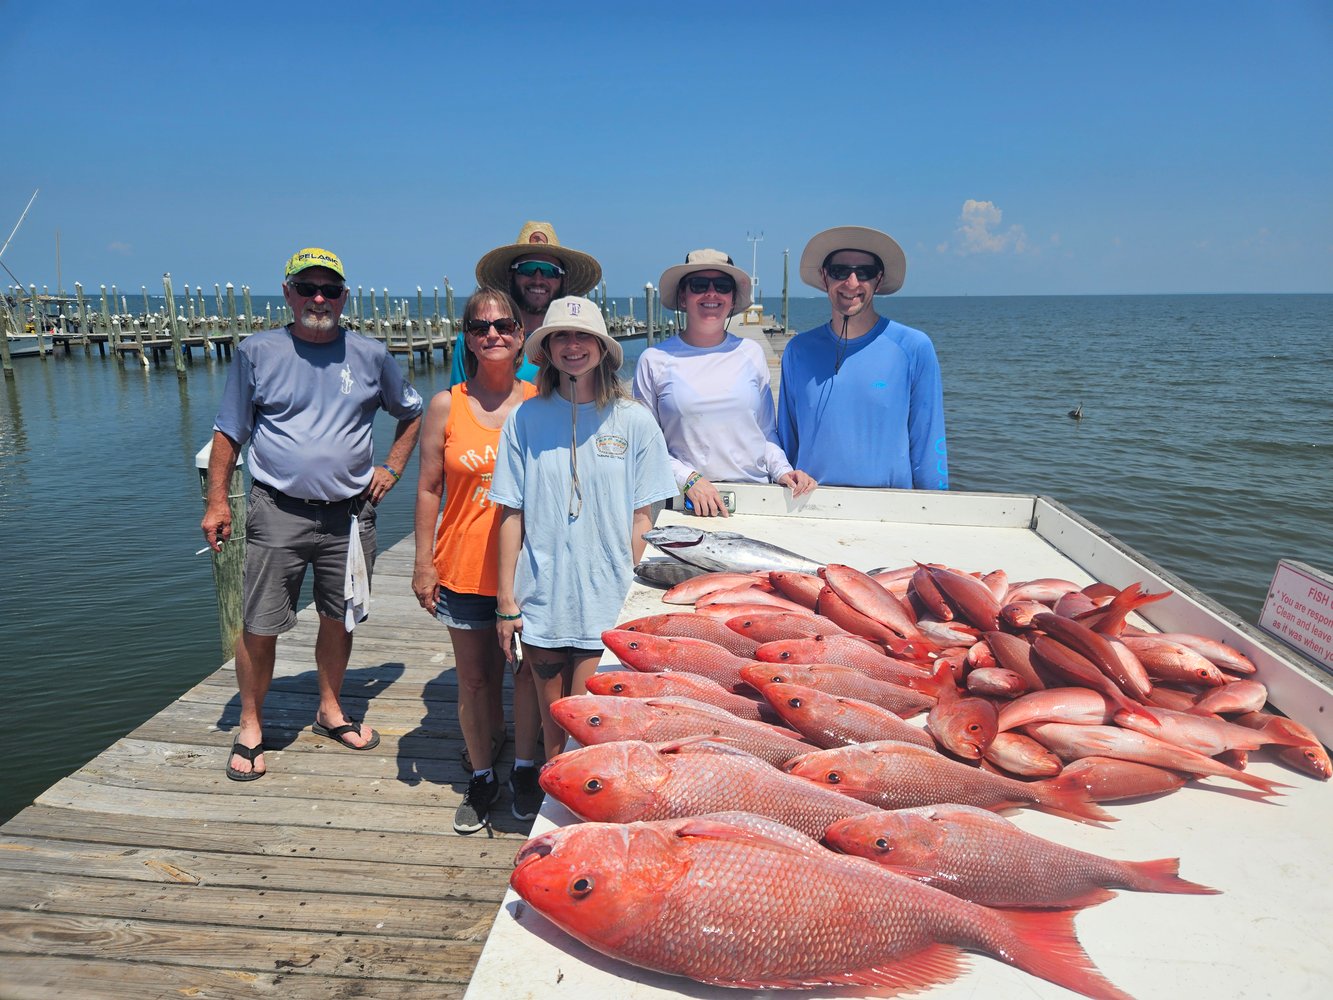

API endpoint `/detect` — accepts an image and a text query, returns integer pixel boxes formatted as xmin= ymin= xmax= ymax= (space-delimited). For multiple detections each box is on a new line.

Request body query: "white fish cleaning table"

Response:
xmin=465 ymin=485 xmax=1332 ymax=1000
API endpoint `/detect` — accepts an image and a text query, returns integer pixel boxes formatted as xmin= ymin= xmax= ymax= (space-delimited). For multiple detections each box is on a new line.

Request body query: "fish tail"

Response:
xmin=993 ymin=907 xmax=1135 ymax=1000
xmin=1120 ymin=857 xmax=1220 ymax=895
xmin=1035 ymin=772 xmax=1119 ymax=825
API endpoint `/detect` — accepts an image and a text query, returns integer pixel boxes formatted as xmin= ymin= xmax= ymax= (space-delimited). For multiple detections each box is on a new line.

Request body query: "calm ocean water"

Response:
xmin=1 ymin=293 xmax=1329 ymax=823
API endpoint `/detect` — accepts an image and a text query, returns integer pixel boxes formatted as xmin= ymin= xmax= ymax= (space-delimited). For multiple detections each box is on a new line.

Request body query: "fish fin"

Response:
xmin=1121 ymin=857 xmax=1220 ymax=895
xmin=653 ymin=735 xmax=733 ymax=754
xmin=1035 ymin=772 xmax=1119 ymax=825
xmin=1048 ymin=886 xmax=1119 ymax=909
xmin=721 ymin=942 xmax=965 ymax=993
xmin=995 ymin=907 xmax=1135 ymax=1000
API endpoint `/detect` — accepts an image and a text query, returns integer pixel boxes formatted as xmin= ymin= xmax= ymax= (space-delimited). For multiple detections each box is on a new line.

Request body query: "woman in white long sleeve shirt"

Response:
xmin=633 ymin=249 xmax=816 ymax=517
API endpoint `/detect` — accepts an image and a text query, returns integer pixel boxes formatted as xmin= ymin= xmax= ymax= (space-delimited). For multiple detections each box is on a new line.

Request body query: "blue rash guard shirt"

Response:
xmin=777 ymin=316 xmax=948 ymax=489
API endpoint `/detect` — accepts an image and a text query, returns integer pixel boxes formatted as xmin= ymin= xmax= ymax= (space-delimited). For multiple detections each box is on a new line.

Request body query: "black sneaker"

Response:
xmin=453 ymin=773 xmax=500 ymax=834
xmin=509 ymin=765 xmax=543 ymax=822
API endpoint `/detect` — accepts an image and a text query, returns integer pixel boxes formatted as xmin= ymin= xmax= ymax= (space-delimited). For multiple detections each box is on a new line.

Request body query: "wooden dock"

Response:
xmin=0 ymin=540 xmax=531 ymax=999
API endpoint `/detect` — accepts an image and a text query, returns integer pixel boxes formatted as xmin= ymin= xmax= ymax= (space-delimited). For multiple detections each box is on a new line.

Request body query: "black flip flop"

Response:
xmin=312 ymin=719 xmax=381 ymax=751
xmin=226 ymin=741 xmax=266 ymax=782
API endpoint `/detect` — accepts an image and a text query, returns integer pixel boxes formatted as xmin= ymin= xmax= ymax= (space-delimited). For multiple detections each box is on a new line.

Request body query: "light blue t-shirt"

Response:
xmin=777 ymin=316 xmax=948 ymax=490
xmin=214 ymin=326 xmax=423 ymax=500
xmin=489 ymin=393 xmax=677 ymax=649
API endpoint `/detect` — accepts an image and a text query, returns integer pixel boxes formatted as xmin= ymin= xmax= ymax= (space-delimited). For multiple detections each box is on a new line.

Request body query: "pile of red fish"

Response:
xmin=509 ymin=562 xmax=1331 ymax=998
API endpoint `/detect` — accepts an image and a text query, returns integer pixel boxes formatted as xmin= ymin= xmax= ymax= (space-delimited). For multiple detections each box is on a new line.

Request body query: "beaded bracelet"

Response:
xmin=684 ymin=471 xmax=702 ymax=492
xmin=495 ymin=610 xmax=523 ymax=621
xmin=381 ymin=464 xmax=401 ymax=482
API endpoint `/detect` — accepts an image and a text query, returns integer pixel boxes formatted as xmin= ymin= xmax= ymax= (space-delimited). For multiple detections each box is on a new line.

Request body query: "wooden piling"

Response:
xmin=1 ymin=298 xmax=15 ymax=375
xmin=163 ymin=274 xmax=187 ymax=377
xmin=100 ymin=285 xmax=116 ymax=352
xmin=417 ymin=287 xmax=433 ymax=367
xmin=28 ymin=286 xmax=48 ymax=358
xmin=225 ymin=284 xmax=240 ymax=348
xmin=195 ymin=442 xmax=246 ymax=655
xmin=74 ymin=283 xmax=90 ymax=354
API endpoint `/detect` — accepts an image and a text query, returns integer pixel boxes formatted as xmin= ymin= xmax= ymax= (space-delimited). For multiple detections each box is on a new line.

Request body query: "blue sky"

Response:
xmin=2 ymin=1 xmax=1329 ymax=297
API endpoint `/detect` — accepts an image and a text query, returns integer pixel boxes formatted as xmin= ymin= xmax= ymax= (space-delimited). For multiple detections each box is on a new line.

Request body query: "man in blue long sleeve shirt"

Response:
xmin=777 ymin=226 xmax=948 ymax=490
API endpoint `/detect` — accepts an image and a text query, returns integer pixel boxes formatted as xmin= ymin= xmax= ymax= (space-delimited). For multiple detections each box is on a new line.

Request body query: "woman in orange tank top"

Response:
xmin=412 ymin=288 xmax=540 ymax=835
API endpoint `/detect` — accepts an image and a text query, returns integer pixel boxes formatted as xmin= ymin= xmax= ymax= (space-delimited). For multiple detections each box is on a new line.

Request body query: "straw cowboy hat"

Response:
xmin=657 ymin=249 xmax=753 ymax=315
xmin=799 ymin=226 xmax=906 ymax=295
xmin=474 ymin=221 xmax=602 ymax=295
xmin=525 ymin=296 xmax=623 ymax=369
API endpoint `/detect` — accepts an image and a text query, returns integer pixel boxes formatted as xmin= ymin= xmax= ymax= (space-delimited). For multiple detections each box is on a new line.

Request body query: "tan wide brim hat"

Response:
xmin=525 ymin=296 xmax=623 ymax=369
xmin=474 ymin=221 xmax=603 ymax=296
xmin=799 ymin=226 xmax=906 ymax=295
xmin=658 ymin=249 xmax=753 ymax=315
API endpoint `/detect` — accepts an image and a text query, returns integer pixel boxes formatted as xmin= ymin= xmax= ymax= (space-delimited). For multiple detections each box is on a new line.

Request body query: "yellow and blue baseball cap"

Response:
xmin=284 ymin=247 xmax=345 ymax=280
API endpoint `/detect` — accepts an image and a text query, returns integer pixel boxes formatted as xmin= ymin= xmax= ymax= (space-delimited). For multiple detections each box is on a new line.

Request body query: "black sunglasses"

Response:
xmin=823 ymin=264 xmax=882 ymax=282
xmin=511 ymin=260 xmax=565 ymax=278
xmin=466 ymin=317 xmax=521 ymax=335
xmin=288 ymin=280 xmax=346 ymax=298
xmin=683 ymin=275 xmax=736 ymax=295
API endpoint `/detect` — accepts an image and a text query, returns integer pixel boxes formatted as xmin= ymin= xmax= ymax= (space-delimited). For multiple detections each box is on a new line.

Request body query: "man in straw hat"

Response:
xmin=776 ymin=226 xmax=948 ymax=490
xmin=448 ymin=221 xmax=603 ymax=386
xmin=202 ymin=247 xmax=423 ymax=781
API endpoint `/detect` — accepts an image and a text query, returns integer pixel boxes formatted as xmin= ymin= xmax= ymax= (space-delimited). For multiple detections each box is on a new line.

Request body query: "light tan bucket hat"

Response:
xmin=657 ymin=249 xmax=753 ymax=315
xmin=474 ymin=221 xmax=602 ymax=295
xmin=799 ymin=226 xmax=906 ymax=295
xmin=525 ymin=296 xmax=623 ymax=369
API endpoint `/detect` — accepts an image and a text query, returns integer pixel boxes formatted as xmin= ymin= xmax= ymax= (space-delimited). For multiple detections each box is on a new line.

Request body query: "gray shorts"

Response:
xmin=433 ymin=586 xmax=498 ymax=630
xmin=242 ymin=482 xmax=377 ymax=635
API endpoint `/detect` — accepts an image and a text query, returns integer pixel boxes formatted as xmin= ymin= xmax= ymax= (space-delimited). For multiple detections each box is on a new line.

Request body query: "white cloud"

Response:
xmin=108 ymin=241 xmax=132 ymax=255
xmin=944 ymin=200 xmax=1030 ymax=255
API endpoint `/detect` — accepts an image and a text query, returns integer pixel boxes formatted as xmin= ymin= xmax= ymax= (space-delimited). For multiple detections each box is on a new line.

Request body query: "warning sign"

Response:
xmin=1259 ymin=560 xmax=1333 ymax=675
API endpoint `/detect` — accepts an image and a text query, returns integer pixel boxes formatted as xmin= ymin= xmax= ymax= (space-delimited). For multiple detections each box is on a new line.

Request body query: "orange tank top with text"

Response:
xmin=433 ymin=380 xmax=537 ymax=595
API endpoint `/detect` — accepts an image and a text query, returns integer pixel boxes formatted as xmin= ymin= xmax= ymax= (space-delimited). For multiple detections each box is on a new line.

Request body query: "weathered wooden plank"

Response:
xmin=3 ymin=806 xmax=525 ymax=868
xmin=31 ymin=778 xmax=538 ymax=838
xmin=0 ymin=954 xmax=464 ymax=1000
xmin=0 ymin=836 xmax=512 ymax=901
xmin=0 ymin=869 xmax=502 ymax=940
xmin=0 ymin=912 xmax=481 ymax=983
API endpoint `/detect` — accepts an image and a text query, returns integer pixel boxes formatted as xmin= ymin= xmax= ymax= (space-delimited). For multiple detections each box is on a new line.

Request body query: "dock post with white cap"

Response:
xmin=195 ymin=440 xmax=246 ymax=655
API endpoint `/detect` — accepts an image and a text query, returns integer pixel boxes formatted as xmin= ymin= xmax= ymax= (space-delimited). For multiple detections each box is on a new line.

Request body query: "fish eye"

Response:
xmin=584 ymin=777 xmax=602 ymax=793
xmin=770 ymin=675 xmax=785 ymax=683
xmin=570 ymin=876 xmax=594 ymax=898
xmin=786 ymin=697 xmax=803 ymax=709
xmin=778 ymin=651 xmax=792 ymax=660
xmin=966 ymin=722 xmax=983 ymax=734
xmin=611 ymin=683 xmax=625 ymax=693
xmin=588 ymin=715 xmax=602 ymax=727
xmin=826 ymin=770 xmax=841 ymax=784
xmin=627 ymin=640 xmax=641 ymax=650
xmin=874 ymin=837 xmax=891 ymax=851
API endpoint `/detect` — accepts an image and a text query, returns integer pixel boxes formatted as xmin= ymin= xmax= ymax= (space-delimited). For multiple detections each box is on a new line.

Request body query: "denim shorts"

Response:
xmin=433 ymin=586 xmax=498 ymax=630
xmin=242 ymin=482 xmax=376 ymax=634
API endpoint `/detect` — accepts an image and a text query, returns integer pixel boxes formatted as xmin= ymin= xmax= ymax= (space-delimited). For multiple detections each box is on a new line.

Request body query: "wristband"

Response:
xmin=381 ymin=464 xmax=401 ymax=482
xmin=684 ymin=472 xmax=702 ymax=492
xmin=495 ymin=610 xmax=523 ymax=621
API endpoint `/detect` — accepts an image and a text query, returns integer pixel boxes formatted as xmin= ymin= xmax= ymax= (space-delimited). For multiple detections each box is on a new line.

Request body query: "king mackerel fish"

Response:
xmin=643 ymin=526 xmax=824 ymax=574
